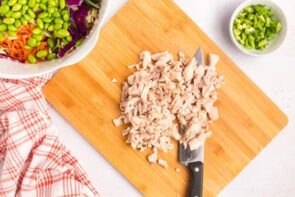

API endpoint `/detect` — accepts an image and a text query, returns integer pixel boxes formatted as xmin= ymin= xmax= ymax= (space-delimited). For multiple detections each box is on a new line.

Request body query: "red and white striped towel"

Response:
xmin=0 ymin=74 xmax=99 ymax=196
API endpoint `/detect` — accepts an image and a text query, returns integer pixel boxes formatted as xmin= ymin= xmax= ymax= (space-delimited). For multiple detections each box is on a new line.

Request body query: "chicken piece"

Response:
xmin=148 ymin=149 xmax=158 ymax=163
xmin=183 ymin=57 xmax=197 ymax=82
xmin=158 ymin=159 xmax=168 ymax=168
xmin=113 ymin=116 xmax=124 ymax=127
xmin=140 ymin=51 xmax=152 ymax=69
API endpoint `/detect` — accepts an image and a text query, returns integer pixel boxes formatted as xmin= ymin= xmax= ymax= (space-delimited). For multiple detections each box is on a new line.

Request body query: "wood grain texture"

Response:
xmin=43 ymin=0 xmax=288 ymax=196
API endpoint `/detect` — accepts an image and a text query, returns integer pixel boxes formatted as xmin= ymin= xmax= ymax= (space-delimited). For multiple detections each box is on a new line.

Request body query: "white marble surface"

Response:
xmin=48 ymin=0 xmax=295 ymax=196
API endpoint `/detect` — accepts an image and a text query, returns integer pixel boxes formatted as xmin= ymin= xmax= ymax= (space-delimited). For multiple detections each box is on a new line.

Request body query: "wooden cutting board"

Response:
xmin=44 ymin=0 xmax=288 ymax=196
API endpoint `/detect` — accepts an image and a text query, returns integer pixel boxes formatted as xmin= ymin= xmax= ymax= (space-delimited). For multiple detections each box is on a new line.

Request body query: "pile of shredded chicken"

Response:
xmin=113 ymin=50 xmax=224 ymax=167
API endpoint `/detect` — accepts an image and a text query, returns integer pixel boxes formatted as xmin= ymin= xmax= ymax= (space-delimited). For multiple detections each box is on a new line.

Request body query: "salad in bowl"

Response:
xmin=0 ymin=0 xmax=109 ymax=78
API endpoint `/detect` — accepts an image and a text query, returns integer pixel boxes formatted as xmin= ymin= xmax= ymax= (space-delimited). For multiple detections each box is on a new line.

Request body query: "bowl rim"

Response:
xmin=229 ymin=0 xmax=288 ymax=56
xmin=0 ymin=0 xmax=111 ymax=79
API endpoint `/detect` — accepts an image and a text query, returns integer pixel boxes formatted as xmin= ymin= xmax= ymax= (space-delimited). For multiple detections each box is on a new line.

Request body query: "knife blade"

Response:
xmin=178 ymin=48 xmax=205 ymax=197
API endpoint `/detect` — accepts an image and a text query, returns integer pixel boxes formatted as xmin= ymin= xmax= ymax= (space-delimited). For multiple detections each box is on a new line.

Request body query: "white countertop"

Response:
xmin=48 ymin=0 xmax=295 ymax=196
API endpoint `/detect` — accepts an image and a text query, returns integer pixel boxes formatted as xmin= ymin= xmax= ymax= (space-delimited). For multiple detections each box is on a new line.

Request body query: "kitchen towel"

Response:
xmin=0 ymin=74 xmax=99 ymax=196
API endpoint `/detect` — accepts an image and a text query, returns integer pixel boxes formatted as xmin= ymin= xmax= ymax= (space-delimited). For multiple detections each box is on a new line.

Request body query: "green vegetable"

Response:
xmin=0 ymin=24 xmax=7 ymax=31
xmin=28 ymin=37 xmax=37 ymax=47
xmin=12 ymin=4 xmax=22 ymax=12
xmin=28 ymin=54 xmax=37 ymax=63
xmin=233 ymin=4 xmax=282 ymax=50
xmin=3 ymin=18 xmax=15 ymax=25
xmin=0 ymin=5 xmax=9 ymax=14
xmin=56 ymin=29 xmax=69 ymax=38
xmin=36 ymin=18 xmax=44 ymax=29
xmin=8 ymin=25 xmax=17 ymax=31
xmin=8 ymin=0 xmax=17 ymax=6
xmin=36 ymin=49 xmax=48 ymax=58
xmin=32 ymin=27 xmax=42 ymax=35
xmin=28 ymin=0 xmax=35 ymax=8
xmin=12 ymin=12 xmax=22 ymax=19
xmin=47 ymin=37 xmax=55 ymax=48
xmin=33 ymin=34 xmax=43 ymax=41
xmin=47 ymin=53 xmax=56 ymax=60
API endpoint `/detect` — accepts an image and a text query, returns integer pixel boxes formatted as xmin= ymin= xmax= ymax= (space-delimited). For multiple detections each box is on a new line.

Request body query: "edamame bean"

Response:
xmin=23 ymin=14 xmax=32 ymax=22
xmin=28 ymin=37 xmax=37 ymax=47
xmin=47 ymin=38 xmax=55 ymax=48
xmin=52 ymin=11 xmax=60 ymax=18
xmin=5 ymin=11 xmax=13 ymax=17
xmin=18 ymin=0 xmax=27 ymax=5
xmin=22 ymin=5 xmax=28 ymax=11
xmin=8 ymin=31 xmax=17 ymax=37
xmin=66 ymin=36 xmax=72 ymax=41
xmin=33 ymin=34 xmax=43 ymax=41
xmin=27 ymin=9 xmax=36 ymax=18
xmin=33 ymin=4 xmax=39 ymax=11
xmin=47 ymin=53 xmax=56 ymax=60
xmin=28 ymin=0 xmax=35 ymax=8
xmin=61 ymin=10 xmax=67 ymax=16
xmin=0 ymin=24 xmax=7 ymax=32
xmin=56 ymin=29 xmax=69 ymax=38
xmin=41 ymin=0 xmax=48 ymax=3
xmin=0 ymin=5 xmax=9 ymax=14
xmin=8 ymin=25 xmax=17 ymax=31
xmin=28 ymin=55 xmax=37 ymax=63
xmin=36 ymin=41 xmax=41 ymax=46
xmin=20 ymin=18 xmax=28 ymax=25
xmin=53 ymin=23 xmax=62 ymax=30
xmin=47 ymin=24 xmax=54 ymax=31
xmin=36 ymin=50 xmax=48 ymax=58
xmin=38 ymin=12 xmax=48 ymax=18
xmin=59 ymin=0 xmax=65 ymax=9
xmin=54 ymin=18 xmax=63 ymax=24
xmin=44 ymin=23 xmax=49 ymax=30
xmin=15 ymin=20 xmax=21 ymax=28
xmin=32 ymin=27 xmax=42 ymax=34
xmin=48 ymin=0 xmax=56 ymax=7
xmin=12 ymin=12 xmax=22 ymax=18
xmin=36 ymin=18 xmax=44 ymax=29
xmin=3 ymin=18 xmax=15 ymax=25
xmin=62 ymin=22 xmax=69 ymax=29
xmin=42 ymin=18 xmax=52 ymax=23
xmin=47 ymin=7 xmax=54 ymax=13
xmin=8 ymin=0 xmax=17 ymax=6
xmin=12 ymin=4 xmax=22 ymax=12
xmin=39 ymin=4 xmax=46 ymax=10
xmin=63 ymin=14 xmax=70 ymax=21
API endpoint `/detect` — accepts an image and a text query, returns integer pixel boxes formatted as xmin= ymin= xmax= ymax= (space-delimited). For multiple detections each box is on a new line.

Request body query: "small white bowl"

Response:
xmin=229 ymin=0 xmax=287 ymax=56
xmin=0 ymin=0 xmax=110 ymax=79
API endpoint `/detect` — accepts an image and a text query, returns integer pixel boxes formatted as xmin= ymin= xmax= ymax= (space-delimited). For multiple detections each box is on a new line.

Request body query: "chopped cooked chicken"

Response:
xmin=114 ymin=50 xmax=224 ymax=167
xmin=147 ymin=149 xmax=158 ymax=163
xmin=112 ymin=78 xmax=118 ymax=83
xmin=158 ymin=159 xmax=168 ymax=169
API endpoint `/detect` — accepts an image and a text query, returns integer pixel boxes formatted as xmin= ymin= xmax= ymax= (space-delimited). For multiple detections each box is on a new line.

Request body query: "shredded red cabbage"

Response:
xmin=73 ymin=3 xmax=90 ymax=35
xmin=58 ymin=3 xmax=90 ymax=57
xmin=66 ymin=0 xmax=83 ymax=6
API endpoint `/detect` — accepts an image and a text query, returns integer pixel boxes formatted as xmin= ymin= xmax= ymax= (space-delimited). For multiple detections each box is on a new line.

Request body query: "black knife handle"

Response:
xmin=188 ymin=161 xmax=203 ymax=197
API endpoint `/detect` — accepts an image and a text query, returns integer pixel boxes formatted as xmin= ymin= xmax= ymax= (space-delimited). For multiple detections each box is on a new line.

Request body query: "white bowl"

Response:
xmin=229 ymin=0 xmax=287 ymax=56
xmin=0 ymin=0 xmax=110 ymax=79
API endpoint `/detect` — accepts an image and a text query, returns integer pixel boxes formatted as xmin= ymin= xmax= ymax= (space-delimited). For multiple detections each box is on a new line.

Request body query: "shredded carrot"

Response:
xmin=0 ymin=24 xmax=48 ymax=63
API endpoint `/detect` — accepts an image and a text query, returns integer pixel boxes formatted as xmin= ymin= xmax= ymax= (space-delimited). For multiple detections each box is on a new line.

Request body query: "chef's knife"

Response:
xmin=179 ymin=48 xmax=205 ymax=197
